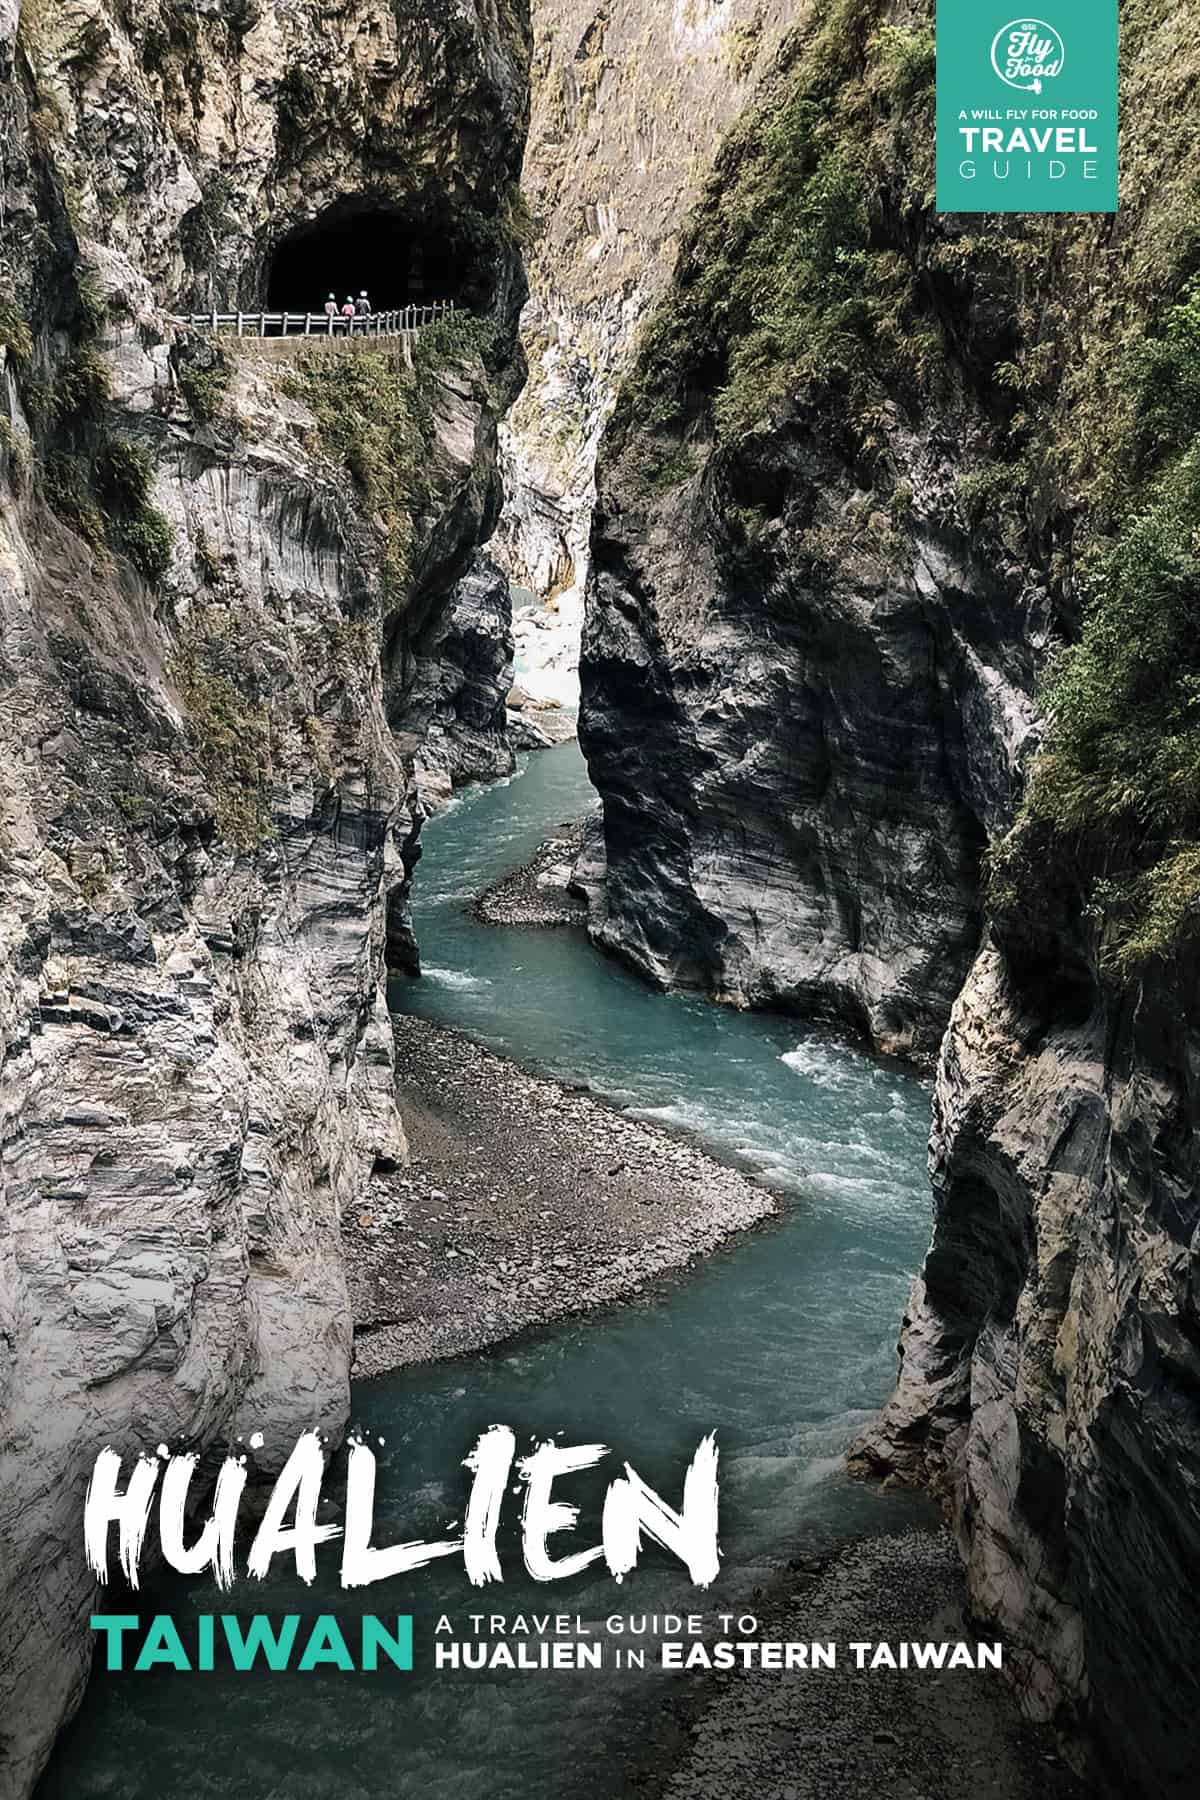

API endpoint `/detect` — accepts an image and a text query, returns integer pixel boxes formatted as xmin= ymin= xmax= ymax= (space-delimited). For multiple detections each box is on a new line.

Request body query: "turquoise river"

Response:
xmin=41 ymin=741 xmax=935 ymax=1800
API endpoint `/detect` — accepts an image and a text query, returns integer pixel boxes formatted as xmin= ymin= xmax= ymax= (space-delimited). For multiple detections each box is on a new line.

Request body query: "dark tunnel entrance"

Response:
xmin=265 ymin=200 xmax=492 ymax=314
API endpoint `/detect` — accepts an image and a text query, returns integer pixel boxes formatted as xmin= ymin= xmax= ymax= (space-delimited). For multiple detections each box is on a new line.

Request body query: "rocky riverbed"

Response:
xmin=346 ymin=1011 xmax=779 ymax=1374
xmin=507 ymin=691 xmax=580 ymax=752
xmin=475 ymin=817 xmax=589 ymax=926
xmin=341 ymin=815 xmax=1081 ymax=1800
xmin=649 ymin=1530 xmax=1082 ymax=1800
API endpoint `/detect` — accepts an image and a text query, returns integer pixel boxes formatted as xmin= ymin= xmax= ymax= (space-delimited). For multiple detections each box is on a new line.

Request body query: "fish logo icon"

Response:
xmin=990 ymin=18 xmax=1066 ymax=95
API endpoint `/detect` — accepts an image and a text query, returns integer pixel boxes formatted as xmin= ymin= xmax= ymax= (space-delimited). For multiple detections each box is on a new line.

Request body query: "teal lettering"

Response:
xmin=134 ymin=1616 xmax=191 ymax=1672
xmin=90 ymin=1615 xmax=140 ymax=1672
xmin=297 ymin=1616 xmax=354 ymax=1672
xmin=221 ymin=1614 xmax=301 ymax=1671
xmin=361 ymin=1615 xmax=413 ymax=1672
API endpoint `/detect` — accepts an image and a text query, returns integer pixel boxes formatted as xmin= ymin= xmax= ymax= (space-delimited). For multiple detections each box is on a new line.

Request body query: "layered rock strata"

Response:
xmin=850 ymin=914 xmax=1200 ymax=1797
xmin=411 ymin=554 xmax=517 ymax=809
xmin=493 ymin=0 xmax=798 ymax=685
xmin=0 ymin=0 xmax=530 ymax=1788
xmin=578 ymin=4 xmax=1200 ymax=1792
xmin=577 ymin=8 xmax=1044 ymax=1060
xmin=580 ymin=413 xmax=1044 ymax=1058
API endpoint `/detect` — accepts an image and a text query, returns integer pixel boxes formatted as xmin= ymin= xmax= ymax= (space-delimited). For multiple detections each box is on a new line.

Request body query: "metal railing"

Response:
xmin=185 ymin=300 xmax=457 ymax=339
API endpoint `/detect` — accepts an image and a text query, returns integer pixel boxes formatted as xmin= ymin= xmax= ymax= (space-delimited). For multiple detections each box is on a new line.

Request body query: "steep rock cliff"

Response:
xmin=411 ymin=552 xmax=516 ymax=810
xmin=0 ymin=0 xmax=529 ymax=1789
xmin=579 ymin=3 xmax=1047 ymax=1058
xmin=850 ymin=914 xmax=1200 ymax=1796
xmin=579 ymin=0 xmax=1200 ymax=1790
xmin=843 ymin=8 xmax=1200 ymax=1791
xmin=580 ymin=389 xmax=1045 ymax=1057
xmin=493 ymin=0 xmax=797 ymax=676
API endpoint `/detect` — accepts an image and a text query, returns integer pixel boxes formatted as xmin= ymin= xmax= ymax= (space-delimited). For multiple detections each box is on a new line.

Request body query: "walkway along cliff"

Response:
xmin=0 ymin=0 xmax=529 ymax=1790
xmin=576 ymin=1 xmax=1200 ymax=1794
xmin=2 ymin=0 xmax=1198 ymax=1795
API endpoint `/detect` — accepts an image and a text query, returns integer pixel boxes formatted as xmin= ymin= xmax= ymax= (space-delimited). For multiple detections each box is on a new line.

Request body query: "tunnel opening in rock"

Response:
xmin=265 ymin=199 xmax=494 ymax=313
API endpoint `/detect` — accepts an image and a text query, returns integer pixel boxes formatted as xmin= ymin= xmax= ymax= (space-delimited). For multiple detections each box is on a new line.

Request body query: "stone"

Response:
xmin=494 ymin=0 xmax=797 ymax=685
xmin=850 ymin=929 xmax=1200 ymax=1794
xmin=0 ymin=0 xmax=531 ymax=1788
xmin=411 ymin=555 xmax=519 ymax=808
xmin=579 ymin=411 xmax=1044 ymax=1059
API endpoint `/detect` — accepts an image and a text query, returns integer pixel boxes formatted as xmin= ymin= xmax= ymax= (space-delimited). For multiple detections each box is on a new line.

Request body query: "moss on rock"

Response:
xmin=610 ymin=0 xmax=1200 ymax=973
xmin=283 ymin=312 xmax=500 ymax=606
xmin=171 ymin=645 xmax=275 ymax=852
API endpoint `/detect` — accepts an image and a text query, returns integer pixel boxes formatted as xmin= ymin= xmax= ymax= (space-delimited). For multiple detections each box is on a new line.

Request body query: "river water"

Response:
xmin=41 ymin=742 xmax=934 ymax=1800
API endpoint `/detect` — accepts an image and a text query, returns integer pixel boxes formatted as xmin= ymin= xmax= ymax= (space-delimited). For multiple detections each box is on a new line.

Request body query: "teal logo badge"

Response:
xmin=937 ymin=1 xmax=1118 ymax=213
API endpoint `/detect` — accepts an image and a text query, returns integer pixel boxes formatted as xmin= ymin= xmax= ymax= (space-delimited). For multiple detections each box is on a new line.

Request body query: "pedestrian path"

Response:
xmin=183 ymin=300 xmax=456 ymax=340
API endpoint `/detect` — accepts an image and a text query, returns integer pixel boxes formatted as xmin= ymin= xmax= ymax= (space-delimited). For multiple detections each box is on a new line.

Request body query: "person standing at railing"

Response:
xmin=355 ymin=291 xmax=372 ymax=332
xmin=323 ymin=293 xmax=337 ymax=325
xmin=341 ymin=295 xmax=356 ymax=332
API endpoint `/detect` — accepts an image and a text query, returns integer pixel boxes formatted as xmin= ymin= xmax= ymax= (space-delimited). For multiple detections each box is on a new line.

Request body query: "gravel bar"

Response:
xmin=346 ymin=1012 xmax=779 ymax=1375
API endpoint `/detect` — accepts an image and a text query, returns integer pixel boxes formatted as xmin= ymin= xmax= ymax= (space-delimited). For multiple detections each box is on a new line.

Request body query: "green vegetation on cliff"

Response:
xmin=287 ymin=343 xmax=428 ymax=600
xmin=1024 ymin=284 xmax=1200 ymax=970
xmin=94 ymin=433 xmax=175 ymax=583
xmin=283 ymin=312 xmax=501 ymax=604
xmin=614 ymin=0 xmax=1200 ymax=974
xmin=615 ymin=0 xmax=937 ymax=464
xmin=173 ymin=337 xmax=233 ymax=426
xmin=172 ymin=640 xmax=274 ymax=851
xmin=3 ymin=263 xmax=177 ymax=587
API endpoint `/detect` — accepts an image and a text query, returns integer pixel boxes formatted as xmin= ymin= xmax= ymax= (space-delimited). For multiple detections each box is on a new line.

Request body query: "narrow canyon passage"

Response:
xmin=41 ymin=744 xmax=941 ymax=1799
xmin=4 ymin=0 xmax=1194 ymax=1790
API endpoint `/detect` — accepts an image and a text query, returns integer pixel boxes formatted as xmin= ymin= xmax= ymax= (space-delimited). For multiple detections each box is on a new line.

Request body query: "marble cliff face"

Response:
xmin=0 ymin=0 xmax=528 ymax=1788
xmin=577 ymin=10 xmax=1045 ymax=1062
xmin=577 ymin=1 xmax=1200 ymax=1791
xmin=579 ymin=357 xmax=1044 ymax=1059
xmin=4 ymin=0 xmax=1200 ymax=1795
xmin=494 ymin=0 xmax=798 ymax=622
xmin=849 ymin=916 xmax=1200 ymax=1797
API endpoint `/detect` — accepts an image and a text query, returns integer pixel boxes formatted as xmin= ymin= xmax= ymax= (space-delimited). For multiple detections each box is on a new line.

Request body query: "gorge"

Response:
xmin=39 ymin=743 xmax=945 ymax=1798
xmin=0 ymin=0 xmax=529 ymax=1787
xmin=572 ymin=2 xmax=1200 ymax=1795
xmin=1 ymin=1 xmax=1198 ymax=1798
